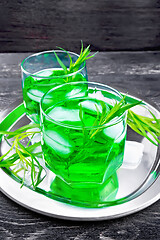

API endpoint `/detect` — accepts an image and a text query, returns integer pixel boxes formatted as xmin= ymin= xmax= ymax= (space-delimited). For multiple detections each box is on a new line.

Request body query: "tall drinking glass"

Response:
xmin=40 ymin=82 xmax=127 ymax=207
xmin=21 ymin=50 xmax=88 ymax=123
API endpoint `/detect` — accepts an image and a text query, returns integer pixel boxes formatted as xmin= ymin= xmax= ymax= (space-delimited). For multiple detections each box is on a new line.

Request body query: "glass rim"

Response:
xmin=21 ymin=50 xmax=86 ymax=79
xmin=40 ymin=81 xmax=127 ymax=130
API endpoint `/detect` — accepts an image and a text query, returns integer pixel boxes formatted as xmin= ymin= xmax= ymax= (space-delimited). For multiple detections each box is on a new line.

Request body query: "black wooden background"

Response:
xmin=1 ymin=0 xmax=160 ymax=52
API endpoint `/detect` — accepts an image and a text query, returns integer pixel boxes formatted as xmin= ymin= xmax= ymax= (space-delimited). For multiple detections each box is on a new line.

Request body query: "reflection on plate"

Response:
xmin=0 ymin=97 xmax=160 ymax=220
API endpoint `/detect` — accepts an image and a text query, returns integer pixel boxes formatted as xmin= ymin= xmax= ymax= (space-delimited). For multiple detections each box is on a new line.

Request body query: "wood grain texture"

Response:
xmin=0 ymin=52 xmax=160 ymax=239
xmin=1 ymin=0 xmax=160 ymax=52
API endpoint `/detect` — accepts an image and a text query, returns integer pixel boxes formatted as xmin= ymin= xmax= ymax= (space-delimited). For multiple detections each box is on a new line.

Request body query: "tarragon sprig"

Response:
xmin=89 ymin=96 xmax=142 ymax=139
xmin=80 ymin=96 xmax=160 ymax=146
xmin=127 ymin=109 xmax=160 ymax=146
xmin=0 ymin=123 xmax=45 ymax=188
xmin=54 ymin=41 xmax=97 ymax=77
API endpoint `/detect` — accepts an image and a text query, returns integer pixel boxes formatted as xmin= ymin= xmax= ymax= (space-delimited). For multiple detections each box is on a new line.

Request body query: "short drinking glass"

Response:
xmin=40 ymin=82 xmax=127 ymax=207
xmin=21 ymin=50 xmax=88 ymax=123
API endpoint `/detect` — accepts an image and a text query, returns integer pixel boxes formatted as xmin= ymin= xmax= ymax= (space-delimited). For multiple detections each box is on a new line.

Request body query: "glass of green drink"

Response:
xmin=40 ymin=82 xmax=127 ymax=207
xmin=21 ymin=50 xmax=88 ymax=123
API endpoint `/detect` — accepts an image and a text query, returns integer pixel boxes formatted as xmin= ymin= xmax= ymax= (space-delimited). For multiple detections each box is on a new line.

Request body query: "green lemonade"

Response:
xmin=22 ymin=68 xmax=87 ymax=122
xmin=41 ymin=96 xmax=126 ymax=206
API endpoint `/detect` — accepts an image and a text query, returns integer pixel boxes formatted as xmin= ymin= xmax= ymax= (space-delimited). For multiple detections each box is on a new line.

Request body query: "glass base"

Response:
xmin=49 ymin=174 xmax=118 ymax=208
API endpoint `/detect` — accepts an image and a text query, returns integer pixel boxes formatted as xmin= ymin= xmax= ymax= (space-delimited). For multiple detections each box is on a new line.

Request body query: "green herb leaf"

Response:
xmin=54 ymin=51 xmax=68 ymax=75
xmin=0 ymin=124 xmax=45 ymax=188
xmin=57 ymin=41 xmax=98 ymax=74
xmin=127 ymin=109 xmax=160 ymax=146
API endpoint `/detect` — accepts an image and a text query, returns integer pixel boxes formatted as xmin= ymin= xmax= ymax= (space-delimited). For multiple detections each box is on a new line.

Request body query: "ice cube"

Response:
xmin=27 ymin=89 xmax=46 ymax=103
xmin=43 ymin=129 xmax=74 ymax=158
xmin=47 ymin=106 xmax=81 ymax=124
xmin=89 ymin=90 xmax=104 ymax=100
xmin=36 ymin=69 xmax=54 ymax=77
xmin=89 ymin=90 xmax=116 ymax=106
xmin=65 ymin=85 xmax=87 ymax=99
xmin=79 ymin=100 xmax=110 ymax=116
xmin=103 ymin=121 xmax=124 ymax=140
xmin=122 ymin=141 xmax=144 ymax=169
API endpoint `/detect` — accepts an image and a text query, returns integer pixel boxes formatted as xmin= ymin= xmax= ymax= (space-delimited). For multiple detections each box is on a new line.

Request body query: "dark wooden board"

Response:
xmin=1 ymin=0 xmax=160 ymax=52
xmin=0 ymin=52 xmax=160 ymax=239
